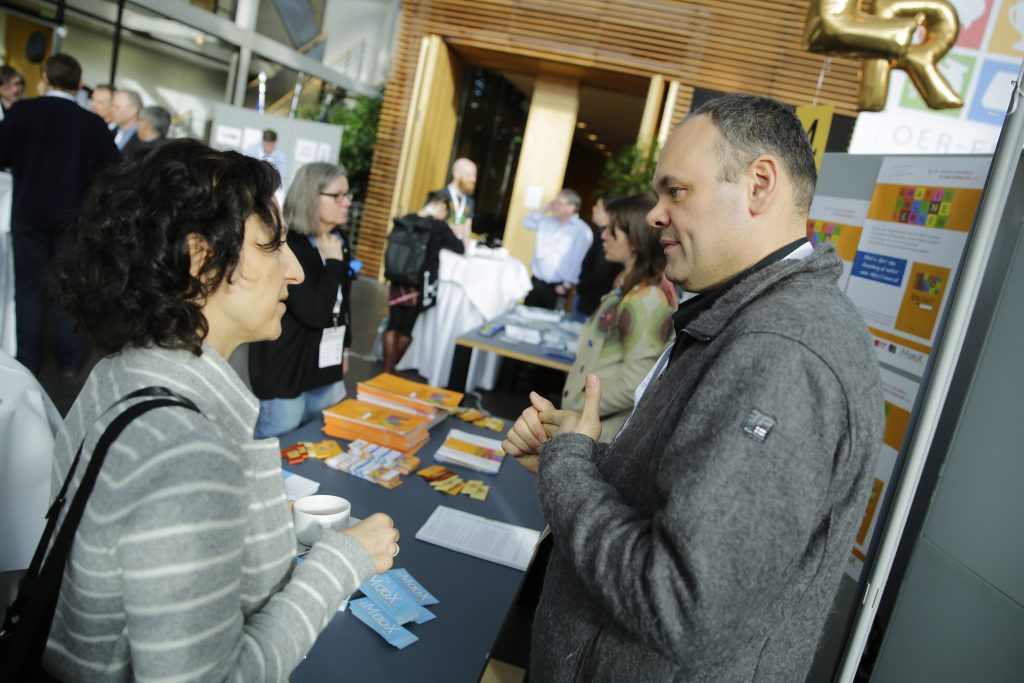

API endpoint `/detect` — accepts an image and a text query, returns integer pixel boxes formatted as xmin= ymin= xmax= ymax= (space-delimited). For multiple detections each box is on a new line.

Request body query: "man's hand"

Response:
xmin=501 ymin=375 xmax=603 ymax=458
xmin=555 ymin=284 xmax=567 ymax=296
xmin=502 ymin=391 xmax=557 ymax=457
xmin=342 ymin=351 xmax=350 ymax=375
xmin=551 ymin=373 xmax=602 ymax=443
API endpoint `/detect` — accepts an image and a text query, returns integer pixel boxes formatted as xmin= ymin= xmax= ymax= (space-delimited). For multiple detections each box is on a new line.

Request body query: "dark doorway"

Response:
xmin=449 ymin=68 xmax=530 ymax=244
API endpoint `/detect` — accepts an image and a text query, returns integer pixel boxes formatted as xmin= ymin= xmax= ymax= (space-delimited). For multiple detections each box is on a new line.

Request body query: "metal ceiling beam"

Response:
xmin=130 ymin=0 xmax=377 ymax=96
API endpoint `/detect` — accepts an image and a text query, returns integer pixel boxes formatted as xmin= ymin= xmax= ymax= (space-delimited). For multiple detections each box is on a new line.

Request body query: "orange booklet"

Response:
xmin=323 ymin=421 xmax=429 ymax=453
xmin=433 ymin=429 xmax=505 ymax=474
xmin=358 ymin=373 xmax=464 ymax=412
xmin=323 ymin=399 xmax=430 ymax=435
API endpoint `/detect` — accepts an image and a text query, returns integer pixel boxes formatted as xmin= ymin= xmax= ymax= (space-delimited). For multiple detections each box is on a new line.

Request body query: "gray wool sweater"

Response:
xmin=532 ymin=245 xmax=883 ymax=682
xmin=42 ymin=345 xmax=375 ymax=682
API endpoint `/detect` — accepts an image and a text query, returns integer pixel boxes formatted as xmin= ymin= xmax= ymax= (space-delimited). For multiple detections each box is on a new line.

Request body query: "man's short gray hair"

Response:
xmin=283 ymin=162 xmax=348 ymax=235
xmin=689 ymin=94 xmax=817 ymax=213
xmin=116 ymin=89 xmax=143 ymax=114
xmin=139 ymin=105 xmax=171 ymax=138
xmin=559 ymin=188 xmax=581 ymax=210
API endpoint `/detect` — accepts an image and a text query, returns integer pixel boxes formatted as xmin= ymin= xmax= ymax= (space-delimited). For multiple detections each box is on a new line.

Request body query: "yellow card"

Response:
xmin=469 ymin=483 xmax=490 ymax=501
xmin=432 ymin=476 xmax=464 ymax=492
xmin=473 ymin=416 xmax=505 ymax=432
xmin=312 ymin=440 xmax=342 ymax=459
xmin=460 ymin=480 xmax=482 ymax=496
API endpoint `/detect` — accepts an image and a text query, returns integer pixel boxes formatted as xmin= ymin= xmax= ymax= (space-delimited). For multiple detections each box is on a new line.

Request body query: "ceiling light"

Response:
xmin=587 ymin=133 xmax=598 ymax=141
xmin=577 ymin=121 xmax=587 ymax=129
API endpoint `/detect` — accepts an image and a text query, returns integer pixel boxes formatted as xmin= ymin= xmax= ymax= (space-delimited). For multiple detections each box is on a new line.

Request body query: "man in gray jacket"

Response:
xmin=503 ymin=93 xmax=883 ymax=681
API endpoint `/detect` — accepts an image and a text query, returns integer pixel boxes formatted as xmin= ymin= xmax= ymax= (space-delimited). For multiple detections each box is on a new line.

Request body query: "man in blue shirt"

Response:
xmin=245 ymin=129 xmax=288 ymax=186
xmin=111 ymin=89 xmax=143 ymax=155
xmin=523 ymin=188 xmax=593 ymax=309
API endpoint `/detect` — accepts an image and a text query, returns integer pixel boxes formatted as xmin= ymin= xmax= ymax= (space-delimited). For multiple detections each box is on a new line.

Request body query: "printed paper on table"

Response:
xmin=415 ymin=505 xmax=542 ymax=571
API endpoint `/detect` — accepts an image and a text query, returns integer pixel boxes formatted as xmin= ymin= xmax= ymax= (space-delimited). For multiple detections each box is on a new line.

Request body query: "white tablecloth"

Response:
xmin=396 ymin=249 xmax=531 ymax=390
xmin=0 ymin=172 xmax=15 ymax=356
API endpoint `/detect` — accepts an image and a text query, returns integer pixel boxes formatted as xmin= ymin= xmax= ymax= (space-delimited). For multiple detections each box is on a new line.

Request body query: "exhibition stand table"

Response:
xmin=396 ymin=247 xmax=531 ymax=390
xmin=281 ymin=415 xmax=545 ymax=682
xmin=448 ymin=307 xmax=583 ymax=393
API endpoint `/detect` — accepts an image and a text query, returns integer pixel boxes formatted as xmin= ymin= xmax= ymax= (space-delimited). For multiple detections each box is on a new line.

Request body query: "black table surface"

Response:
xmin=282 ymin=415 xmax=545 ymax=683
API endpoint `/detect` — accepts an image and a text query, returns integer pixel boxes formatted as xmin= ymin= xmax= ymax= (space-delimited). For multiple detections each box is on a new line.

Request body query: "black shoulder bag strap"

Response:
xmin=0 ymin=386 xmax=200 ymax=681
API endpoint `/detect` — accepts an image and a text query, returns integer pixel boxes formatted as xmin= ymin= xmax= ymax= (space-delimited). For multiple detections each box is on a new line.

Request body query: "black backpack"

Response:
xmin=384 ymin=216 xmax=430 ymax=286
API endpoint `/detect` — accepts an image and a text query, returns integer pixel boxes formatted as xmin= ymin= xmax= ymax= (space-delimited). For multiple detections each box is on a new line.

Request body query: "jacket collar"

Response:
xmin=683 ymin=243 xmax=841 ymax=340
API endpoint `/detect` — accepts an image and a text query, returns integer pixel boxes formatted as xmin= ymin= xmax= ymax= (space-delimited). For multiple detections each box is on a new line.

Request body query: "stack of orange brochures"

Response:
xmin=356 ymin=373 xmax=464 ymax=430
xmin=323 ymin=399 xmax=431 ymax=453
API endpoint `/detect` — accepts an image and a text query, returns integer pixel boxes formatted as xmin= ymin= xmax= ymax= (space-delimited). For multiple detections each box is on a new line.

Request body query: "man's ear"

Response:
xmin=747 ymin=155 xmax=782 ymax=217
xmin=185 ymin=233 xmax=210 ymax=281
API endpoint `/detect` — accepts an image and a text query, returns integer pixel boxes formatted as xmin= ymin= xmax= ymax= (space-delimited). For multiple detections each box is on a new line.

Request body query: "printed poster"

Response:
xmin=807 ymin=196 xmax=870 ymax=290
xmin=844 ymin=156 xmax=990 ymax=377
xmin=845 ymin=368 xmax=919 ymax=579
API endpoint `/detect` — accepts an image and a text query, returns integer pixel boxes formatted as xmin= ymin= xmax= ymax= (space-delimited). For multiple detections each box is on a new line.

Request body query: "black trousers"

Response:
xmin=524 ymin=276 xmax=560 ymax=310
xmin=386 ymin=305 xmax=420 ymax=336
xmin=11 ymin=220 xmax=85 ymax=373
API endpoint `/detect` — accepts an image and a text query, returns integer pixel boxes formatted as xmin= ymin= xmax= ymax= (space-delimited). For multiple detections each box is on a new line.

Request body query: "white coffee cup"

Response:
xmin=293 ymin=494 xmax=351 ymax=546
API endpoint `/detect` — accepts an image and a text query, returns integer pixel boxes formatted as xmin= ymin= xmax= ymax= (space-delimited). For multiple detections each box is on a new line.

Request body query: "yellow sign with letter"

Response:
xmin=796 ymin=104 xmax=834 ymax=170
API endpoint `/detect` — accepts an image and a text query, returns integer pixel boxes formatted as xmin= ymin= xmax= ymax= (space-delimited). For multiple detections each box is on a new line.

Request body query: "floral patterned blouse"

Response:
xmin=561 ymin=274 xmax=676 ymax=442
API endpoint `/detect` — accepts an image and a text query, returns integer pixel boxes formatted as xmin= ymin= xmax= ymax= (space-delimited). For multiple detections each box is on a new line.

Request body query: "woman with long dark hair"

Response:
xmin=559 ymin=192 xmax=676 ymax=442
xmin=39 ymin=140 xmax=397 ymax=681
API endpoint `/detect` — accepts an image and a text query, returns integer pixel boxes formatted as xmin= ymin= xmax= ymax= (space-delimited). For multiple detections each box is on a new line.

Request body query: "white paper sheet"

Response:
xmin=415 ymin=505 xmax=541 ymax=571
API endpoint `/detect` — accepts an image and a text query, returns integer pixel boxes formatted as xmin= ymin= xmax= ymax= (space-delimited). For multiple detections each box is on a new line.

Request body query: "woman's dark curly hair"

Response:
xmin=57 ymin=139 xmax=283 ymax=355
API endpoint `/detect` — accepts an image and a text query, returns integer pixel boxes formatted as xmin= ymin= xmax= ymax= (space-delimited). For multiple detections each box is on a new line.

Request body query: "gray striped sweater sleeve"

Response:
xmin=43 ymin=348 xmax=376 ymax=682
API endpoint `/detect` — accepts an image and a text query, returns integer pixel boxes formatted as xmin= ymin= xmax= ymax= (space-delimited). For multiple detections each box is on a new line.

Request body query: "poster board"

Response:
xmin=808 ymin=153 xmax=990 ymax=581
xmin=804 ymin=152 xmax=991 ymax=681
xmin=208 ymin=104 xmax=343 ymax=192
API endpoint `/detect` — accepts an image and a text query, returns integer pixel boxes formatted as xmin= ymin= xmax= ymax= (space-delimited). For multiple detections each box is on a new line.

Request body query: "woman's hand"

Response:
xmin=316 ymin=233 xmax=344 ymax=261
xmin=341 ymin=512 xmax=399 ymax=575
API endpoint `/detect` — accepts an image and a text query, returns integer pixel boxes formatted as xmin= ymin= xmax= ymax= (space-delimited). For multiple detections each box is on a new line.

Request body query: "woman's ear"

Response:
xmin=185 ymin=233 xmax=210 ymax=280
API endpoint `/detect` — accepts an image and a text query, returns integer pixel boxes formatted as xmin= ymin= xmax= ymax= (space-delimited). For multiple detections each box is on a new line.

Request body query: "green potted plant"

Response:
xmin=597 ymin=142 xmax=660 ymax=197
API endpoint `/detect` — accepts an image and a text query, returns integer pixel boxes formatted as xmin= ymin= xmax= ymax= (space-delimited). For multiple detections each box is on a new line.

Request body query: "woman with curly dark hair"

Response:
xmin=35 ymin=140 xmax=398 ymax=681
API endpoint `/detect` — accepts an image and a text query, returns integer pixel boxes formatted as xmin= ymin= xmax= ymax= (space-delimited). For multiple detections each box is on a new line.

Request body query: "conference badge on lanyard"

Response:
xmin=319 ymin=324 xmax=346 ymax=368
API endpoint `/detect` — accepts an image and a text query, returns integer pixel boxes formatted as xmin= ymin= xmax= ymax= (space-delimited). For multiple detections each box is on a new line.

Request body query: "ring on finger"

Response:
xmin=392 ymin=543 xmax=399 ymax=557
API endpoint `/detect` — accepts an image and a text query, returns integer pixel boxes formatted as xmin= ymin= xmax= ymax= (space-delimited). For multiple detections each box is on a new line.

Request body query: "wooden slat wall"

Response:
xmin=357 ymin=0 xmax=863 ymax=275
xmin=671 ymin=84 xmax=696 ymax=132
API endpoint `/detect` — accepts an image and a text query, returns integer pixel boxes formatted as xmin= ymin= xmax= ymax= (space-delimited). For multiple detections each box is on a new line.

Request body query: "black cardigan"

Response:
xmin=248 ymin=229 xmax=353 ymax=399
xmin=0 ymin=96 xmax=120 ymax=227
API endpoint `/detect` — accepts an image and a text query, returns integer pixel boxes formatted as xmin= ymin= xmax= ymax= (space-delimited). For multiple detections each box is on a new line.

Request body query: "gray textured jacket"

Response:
xmin=532 ymin=245 xmax=883 ymax=682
